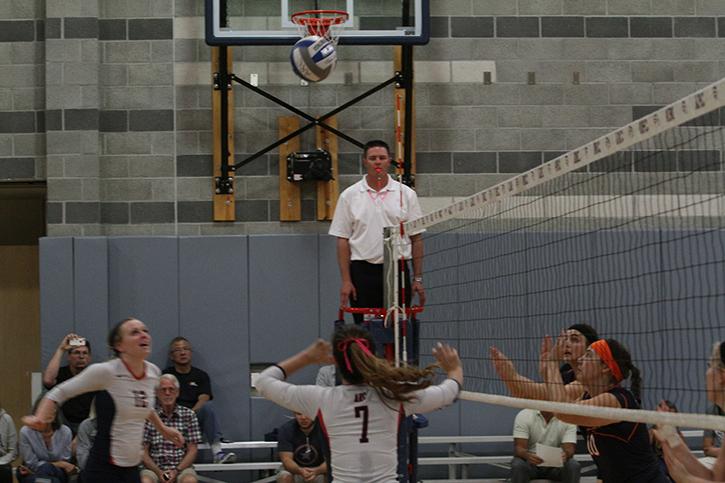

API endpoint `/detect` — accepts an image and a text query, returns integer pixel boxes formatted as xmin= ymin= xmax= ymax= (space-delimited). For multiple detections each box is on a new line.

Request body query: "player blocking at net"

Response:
xmin=492 ymin=334 xmax=669 ymax=483
xmin=653 ymin=341 xmax=725 ymax=482
xmin=256 ymin=325 xmax=462 ymax=483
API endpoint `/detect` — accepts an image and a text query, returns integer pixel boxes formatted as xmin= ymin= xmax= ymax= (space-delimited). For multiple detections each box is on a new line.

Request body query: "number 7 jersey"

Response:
xmin=257 ymin=366 xmax=460 ymax=483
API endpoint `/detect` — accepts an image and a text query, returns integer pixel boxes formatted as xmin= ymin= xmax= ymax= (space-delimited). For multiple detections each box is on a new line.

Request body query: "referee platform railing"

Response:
xmin=195 ymin=431 xmax=705 ymax=482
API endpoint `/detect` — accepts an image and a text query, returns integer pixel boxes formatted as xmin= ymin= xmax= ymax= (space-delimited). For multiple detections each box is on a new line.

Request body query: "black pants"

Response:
xmin=349 ymin=260 xmax=411 ymax=324
xmin=82 ymin=458 xmax=140 ymax=483
xmin=0 ymin=465 xmax=12 ymax=483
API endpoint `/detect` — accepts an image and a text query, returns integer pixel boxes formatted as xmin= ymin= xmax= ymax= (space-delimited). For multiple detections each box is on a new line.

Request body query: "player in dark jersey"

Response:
xmin=653 ymin=341 xmax=725 ymax=482
xmin=537 ymin=336 xmax=668 ymax=483
xmin=490 ymin=323 xmax=599 ymax=398
xmin=23 ymin=318 xmax=184 ymax=483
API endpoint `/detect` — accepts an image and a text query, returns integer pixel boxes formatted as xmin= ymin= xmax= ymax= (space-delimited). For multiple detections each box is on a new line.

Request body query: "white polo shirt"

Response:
xmin=513 ymin=409 xmax=577 ymax=452
xmin=329 ymin=175 xmax=423 ymax=264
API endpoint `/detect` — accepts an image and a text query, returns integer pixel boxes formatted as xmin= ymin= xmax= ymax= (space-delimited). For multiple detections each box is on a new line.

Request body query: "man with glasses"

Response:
xmin=141 ymin=374 xmax=202 ymax=483
xmin=163 ymin=337 xmax=235 ymax=464
xmin=42 ymin=333 xmax=94 ymax=435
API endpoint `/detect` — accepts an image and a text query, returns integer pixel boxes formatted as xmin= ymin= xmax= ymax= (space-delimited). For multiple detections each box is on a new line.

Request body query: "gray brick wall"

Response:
xmin=2 ymin=0 xmax=724 ymax=234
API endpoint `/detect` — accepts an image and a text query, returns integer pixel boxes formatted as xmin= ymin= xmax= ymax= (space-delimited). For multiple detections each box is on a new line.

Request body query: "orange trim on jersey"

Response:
xmin=590 ymin=340 xmax=624 ymax=383
xmin=590 ymin=422 xmax=640 ymax=444
xmin=120 ymin=358 xmax=146 ymax=380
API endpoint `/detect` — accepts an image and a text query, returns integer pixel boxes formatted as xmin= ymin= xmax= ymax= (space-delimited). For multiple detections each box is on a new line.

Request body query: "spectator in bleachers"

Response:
xmin=511 ymin=408 xmax=580 ymax=483
xmin=42 ymin=333 xmax=94 ymax=435
xmin=163 ymin=337 xmax=235 ymax=464
xmin=276 ymin=411 xmax=328 ymax=483
xmin=0 ymin=402 xmax=17 ymax=483
xmin=315 ymin=365 xmax=338 ymax=387
xmin=140 ymin=374 xmax=202 ymax=483
xmin=701 ymin=403 xmax=723 ymax=469
xmin=73 ymin=399 xmax=96 ymax=476
xmin=17 ymin=403 xmax=76 ymax=483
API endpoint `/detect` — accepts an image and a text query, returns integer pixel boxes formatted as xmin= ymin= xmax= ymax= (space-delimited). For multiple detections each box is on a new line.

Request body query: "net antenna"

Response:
xmin=291 ymin=9 xmax=349 ymax=44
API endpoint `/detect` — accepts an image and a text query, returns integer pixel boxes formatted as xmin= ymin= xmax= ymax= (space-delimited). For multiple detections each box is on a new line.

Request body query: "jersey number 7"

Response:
xmin=354 ymin=405 xmax=369 ymax=443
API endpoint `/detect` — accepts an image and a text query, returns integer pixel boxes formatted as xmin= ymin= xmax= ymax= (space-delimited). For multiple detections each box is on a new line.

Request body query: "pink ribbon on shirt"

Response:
xmin=337 ymin=338 xmax=373 ymax=372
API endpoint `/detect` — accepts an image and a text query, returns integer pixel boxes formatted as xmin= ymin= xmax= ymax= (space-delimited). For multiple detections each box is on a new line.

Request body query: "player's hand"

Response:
xmin=22 ymin=415 xmax=50 ymax=432
xmin=340 ymin=281 xmax=356 ymax=306
xmin=162 ymin=427 xmax=185 ymax=447
xmin=412 ymin=280 xmax=426 ymax=307
xmin=490 ymin=346 xmax=516 ymax=380
xmin=659 ymin=437 xmax=691 ymax=483
xmin=305 ymin=339 xmax=334 ymax=365
xmin=432 ymin=343 xmax=460 ymax=372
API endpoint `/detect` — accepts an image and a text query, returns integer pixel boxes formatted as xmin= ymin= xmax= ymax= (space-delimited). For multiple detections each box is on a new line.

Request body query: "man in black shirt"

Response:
xmin=42 ymin=333 xmax=94 ymax=434
xmin=277 ymin=412 xmax=328 ymax=483
xmin=163 ymin=337 xmax=235 ymax=464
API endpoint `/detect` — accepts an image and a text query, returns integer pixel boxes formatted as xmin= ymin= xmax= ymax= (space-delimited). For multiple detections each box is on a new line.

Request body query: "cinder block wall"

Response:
xmin=2 ymin=0 xmax=725 ymax=235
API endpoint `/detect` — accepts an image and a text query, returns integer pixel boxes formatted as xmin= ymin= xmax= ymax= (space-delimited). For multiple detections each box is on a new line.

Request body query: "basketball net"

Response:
xmin=291 ymin=9 xmax=349 ymax=45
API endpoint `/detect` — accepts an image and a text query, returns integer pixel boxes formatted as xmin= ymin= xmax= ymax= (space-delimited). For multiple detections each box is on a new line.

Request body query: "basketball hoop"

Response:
xmin=291 ymin=9 xmax=349 ymax=44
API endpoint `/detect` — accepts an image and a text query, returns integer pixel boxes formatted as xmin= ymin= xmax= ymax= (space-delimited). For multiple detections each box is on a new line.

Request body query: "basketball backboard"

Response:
xmin=205 ymin=0 xmax=429 ymax=46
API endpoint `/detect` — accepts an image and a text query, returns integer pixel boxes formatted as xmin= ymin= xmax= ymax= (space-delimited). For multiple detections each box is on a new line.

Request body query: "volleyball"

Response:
xmin=290 ymin=35 xmax=337 ymax=83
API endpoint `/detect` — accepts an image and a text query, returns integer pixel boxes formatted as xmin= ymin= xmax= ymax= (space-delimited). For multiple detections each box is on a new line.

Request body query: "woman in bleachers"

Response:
xmin=0 ymin=401 xmax=17 ymax=483
xmin=17 ymin=402 xmax=75 ymax=483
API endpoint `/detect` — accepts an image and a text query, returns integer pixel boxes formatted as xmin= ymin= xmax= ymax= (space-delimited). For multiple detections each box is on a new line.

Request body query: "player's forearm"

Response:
xmin=542 ymin=361 xmax=569 ymax=402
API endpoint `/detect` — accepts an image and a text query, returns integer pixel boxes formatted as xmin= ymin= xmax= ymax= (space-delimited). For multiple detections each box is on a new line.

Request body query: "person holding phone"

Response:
xmin=42 ymin=333 xmax=94 ymax=435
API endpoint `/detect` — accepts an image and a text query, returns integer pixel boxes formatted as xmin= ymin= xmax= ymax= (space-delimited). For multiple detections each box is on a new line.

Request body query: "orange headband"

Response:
xmin=590 ymin=340 xmax=624 ymax=383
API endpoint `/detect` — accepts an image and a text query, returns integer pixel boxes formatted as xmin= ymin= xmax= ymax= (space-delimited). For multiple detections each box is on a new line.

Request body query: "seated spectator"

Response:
xmin=511 ymin=408 xmax=580 ymax=483
xmin=42 ymin=333 xmax=94 ymax=435
xmin=0 ymin=402 xmax=17 ymax=483
xmin=701 ymin=403 xmax=723 ymax=469
xmin=315 ymin=365 xmax=338 ymax=387
xmin=73 ymin=400 xmax=96 ymax=476
xmin=277 ymin=412 xmax=328 ymax=483
xmin=163 ymin=337 xmax=235 ymax=464
xmin=17 ymin=404 xmax=76 ymax=483
xmin=140 ymin=374 xmax=202 ymax=483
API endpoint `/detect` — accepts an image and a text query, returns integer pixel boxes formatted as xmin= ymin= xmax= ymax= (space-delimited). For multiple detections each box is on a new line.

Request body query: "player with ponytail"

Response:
xmin=256 ymin=324 xmax=462 ymax=483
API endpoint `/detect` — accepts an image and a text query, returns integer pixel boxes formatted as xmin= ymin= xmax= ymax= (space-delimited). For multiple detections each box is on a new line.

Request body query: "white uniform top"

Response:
xmin=512 ymin=409 xmax=577 ymax=452
xmin=257 ymin=366 xmax=459 ymax=483
xmin=46 ymin=358 xmax=159 ymax=467
xmin=329 ymin=176 xmax=424 ymax=264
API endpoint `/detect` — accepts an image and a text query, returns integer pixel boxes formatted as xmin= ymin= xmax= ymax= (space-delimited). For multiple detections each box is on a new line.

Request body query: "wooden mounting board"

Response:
xmin=316 ymin=116 xmax=339 ymax=221
xmin=279 ymin=116 xmax=302 ymax=221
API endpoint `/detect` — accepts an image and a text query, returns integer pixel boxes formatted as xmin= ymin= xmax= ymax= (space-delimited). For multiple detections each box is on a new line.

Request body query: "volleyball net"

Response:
xmin=389 ymin=78 xmax=725 ymax=431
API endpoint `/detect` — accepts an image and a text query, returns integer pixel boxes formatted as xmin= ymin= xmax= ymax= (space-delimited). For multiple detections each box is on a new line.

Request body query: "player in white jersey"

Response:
xmin=256 ymin=324 xmax=463 ymax=483
xmin=24 ymin=318 xmax=184 ymax=483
